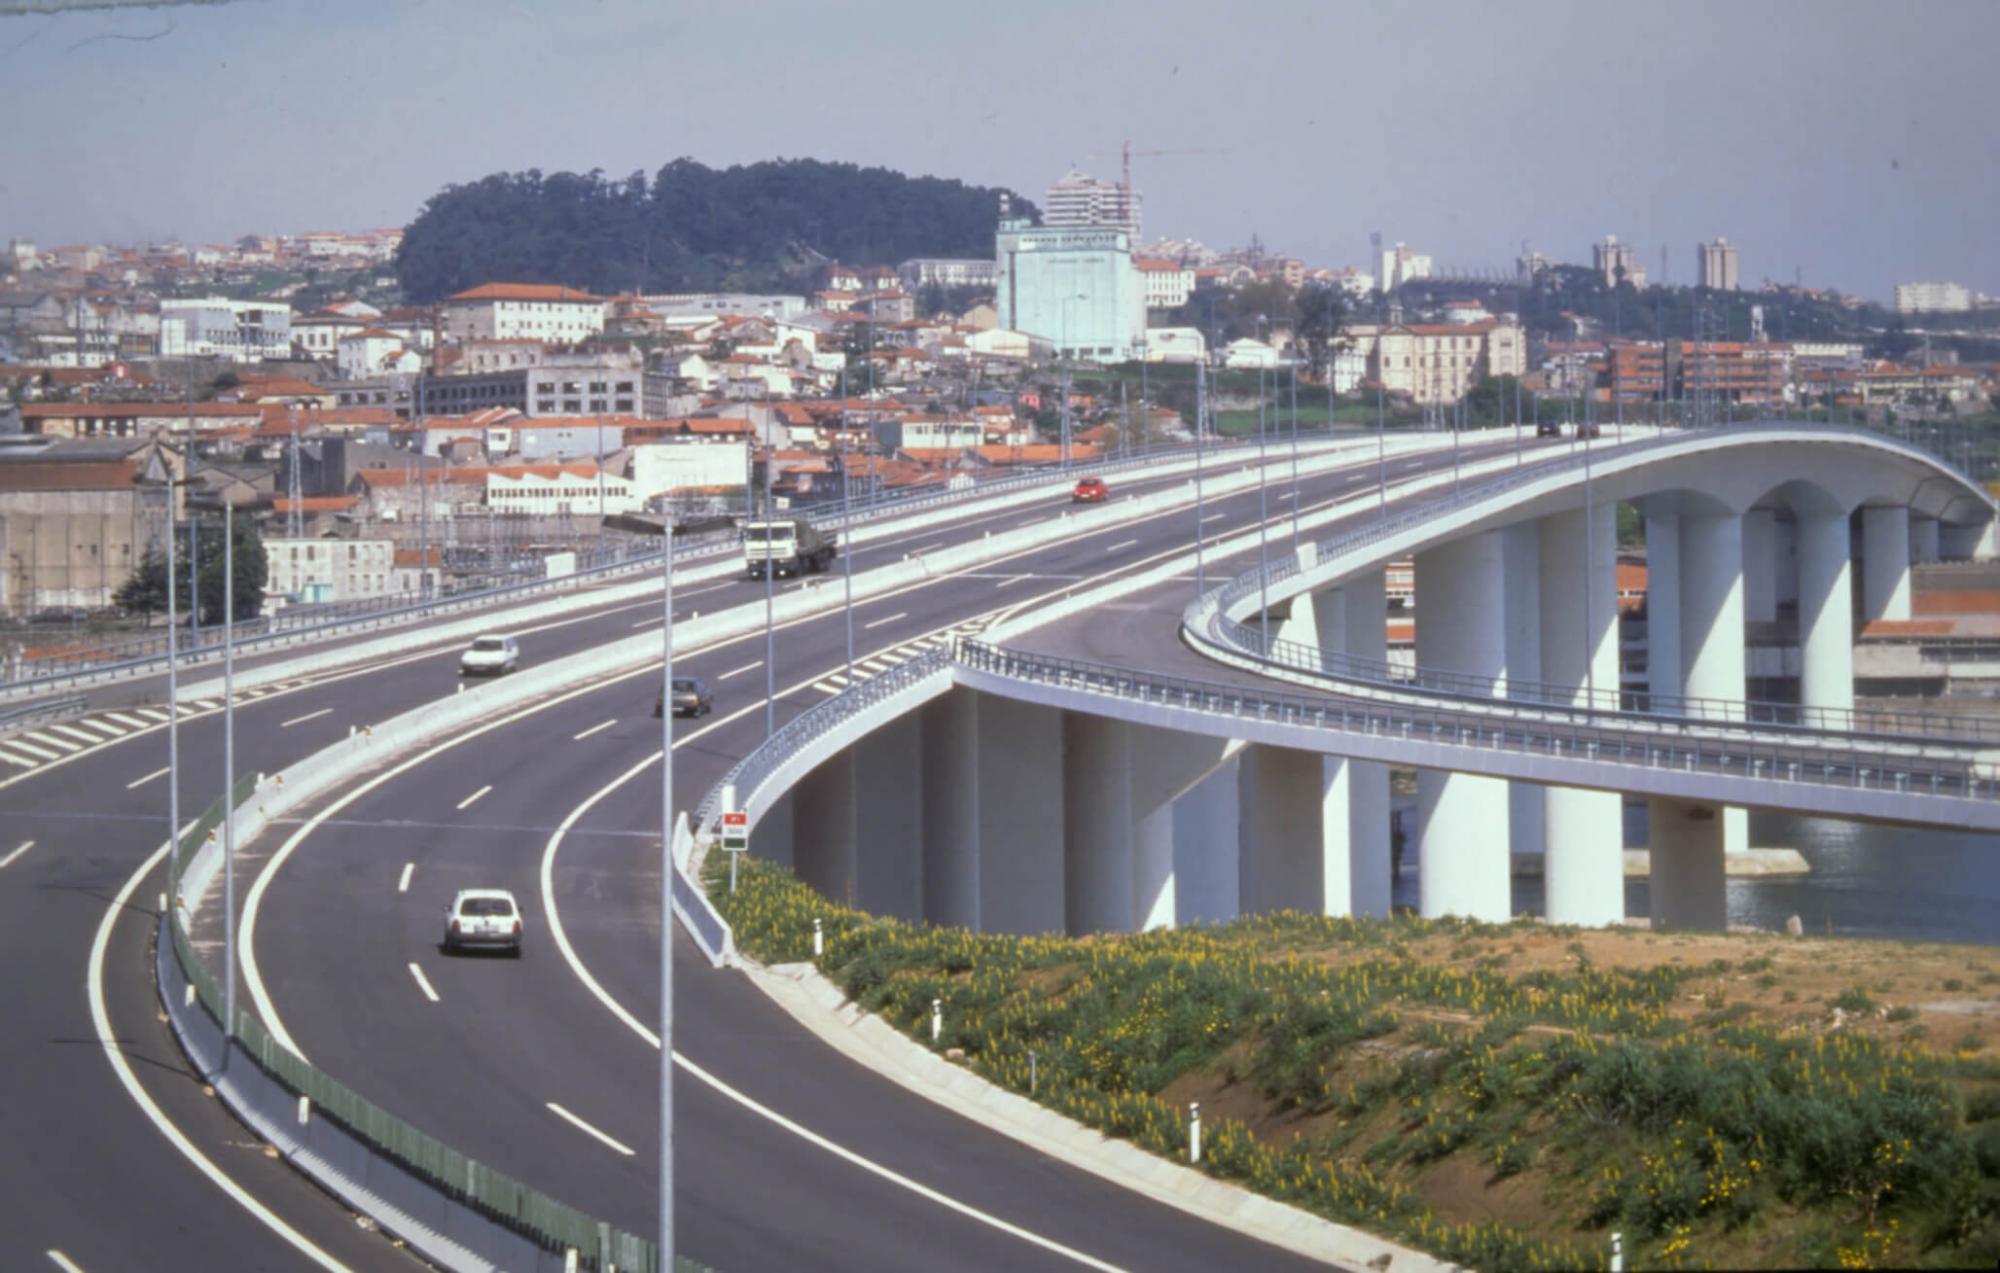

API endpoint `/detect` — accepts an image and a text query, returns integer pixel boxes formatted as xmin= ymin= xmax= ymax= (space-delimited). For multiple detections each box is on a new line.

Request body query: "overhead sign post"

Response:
xmin=721 ymin=811 xmax=748 ymax=893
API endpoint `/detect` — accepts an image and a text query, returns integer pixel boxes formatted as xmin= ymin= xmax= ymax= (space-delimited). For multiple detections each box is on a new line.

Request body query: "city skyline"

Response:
xmin=2 ymin=0 xmax=1996 ymax=304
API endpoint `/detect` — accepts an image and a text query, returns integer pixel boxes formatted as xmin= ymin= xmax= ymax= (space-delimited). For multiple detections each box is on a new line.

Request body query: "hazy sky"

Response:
xmin=3 ymin=0 xmax=1995 ymax=303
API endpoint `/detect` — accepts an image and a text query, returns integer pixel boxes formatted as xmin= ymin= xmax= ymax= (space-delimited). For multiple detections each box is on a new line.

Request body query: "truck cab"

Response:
xmin=744 ymin=518 xmax=837 ymax=579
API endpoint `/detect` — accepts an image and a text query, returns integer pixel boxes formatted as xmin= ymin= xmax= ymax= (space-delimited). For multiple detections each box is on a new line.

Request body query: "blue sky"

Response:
xmin=2 ymin=0 xmax=1995 ymax=303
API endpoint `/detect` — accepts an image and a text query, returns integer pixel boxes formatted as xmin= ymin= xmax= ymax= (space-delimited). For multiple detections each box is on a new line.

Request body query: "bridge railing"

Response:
xmin=693 ymin=646 xmax=951 ymax=835
xmin=1224 ymin=623 xmax=2000 ymax=748
xmin=955 ymin=638 xmax=2000 ymax=803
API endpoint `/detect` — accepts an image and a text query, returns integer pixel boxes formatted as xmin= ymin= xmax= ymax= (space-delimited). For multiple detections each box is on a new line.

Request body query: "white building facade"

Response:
xmin=444 ymin=283 xmax=607 ymax=343
xmin=995 ymin=217 xmax=1145 ymax=362
xmin=159 ymin=297 xmax=292 ymax=362
xmin=264 ymin=537 xmax=396 ymax=604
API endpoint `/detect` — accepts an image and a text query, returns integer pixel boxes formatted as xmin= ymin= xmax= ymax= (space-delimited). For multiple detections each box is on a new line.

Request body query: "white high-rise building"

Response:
xmin=1043 ymin=170 xmax=1140 ymax=241
xmin=1698 ymin=238 xmax=1741 ymax=291
xmin=1378 ymin=242 xmax=1433 ymax=291
xmin=1593 ymin=235 xmax=1646 ymax=289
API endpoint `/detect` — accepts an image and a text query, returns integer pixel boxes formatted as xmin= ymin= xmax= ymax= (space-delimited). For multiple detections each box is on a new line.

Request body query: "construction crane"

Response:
xmin=1083 ymin=140 xmax=1229 ymax=232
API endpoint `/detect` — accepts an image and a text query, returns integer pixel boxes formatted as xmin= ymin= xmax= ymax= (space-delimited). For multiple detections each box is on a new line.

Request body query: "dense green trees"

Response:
xmin=116 ymin=518 xmax=267 ymax=626
xmin=394 ymin=159 xmax=1036 ymax=302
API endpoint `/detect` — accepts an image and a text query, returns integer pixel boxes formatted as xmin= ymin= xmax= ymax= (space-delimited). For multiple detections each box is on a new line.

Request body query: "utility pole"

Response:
xmin=1288 ymin=363 xmax=1301 ymax=551
xmin=1257 ymin=366 xmax=1270 ymax=649
xmin=1195 ymin=360 xmax=1208 ymax=596
xmin=221 ymin=501 xmax=237 ymax=1041
xmin=656 ymin=516 xmax=675 ymax=1269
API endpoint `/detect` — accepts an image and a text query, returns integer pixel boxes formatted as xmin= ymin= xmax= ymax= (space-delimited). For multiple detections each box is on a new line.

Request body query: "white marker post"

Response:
xmin=1188 ymin=1101 xmax=1202 ymax=1164
xmin=930 ymin=997 xmax=942 ymax=1045
xmin=812 ymin=916 xmax=823 ymax=957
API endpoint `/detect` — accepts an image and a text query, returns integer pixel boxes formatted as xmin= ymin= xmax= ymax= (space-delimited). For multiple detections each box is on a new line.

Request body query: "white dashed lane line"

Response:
xmin=407 ymin=963 xmax=440 ymax=1004
xmin=1 ymin=841 xmax=36 ymax=870
xmin=455 ymin=785 xmax=492 ymax=811
xmin=571 ymin=719 xmax=617 ymax=741
xmin=545 ymin=1103 xmax=635 ymax=1157
xmin=397 ymin=863 xmax=414 ymax=893
xmin=280 ymin=708 xmax=334 ymax=729
xmin=127 ymin=767 xmax=170 ymax=790
xmin=862 ymin=611 xmax=908 ymax=630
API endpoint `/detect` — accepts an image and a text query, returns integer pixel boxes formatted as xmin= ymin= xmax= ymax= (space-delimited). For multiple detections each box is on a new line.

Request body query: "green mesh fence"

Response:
xmin=165 ymin=781 xmax=664 ymax=1272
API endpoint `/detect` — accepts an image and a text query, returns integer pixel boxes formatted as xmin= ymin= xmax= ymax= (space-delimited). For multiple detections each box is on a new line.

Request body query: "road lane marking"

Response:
xmin=1200 ymin=512 xmax=1227 ymax=523
xmin=89 ymin=833 xmax=353 ymax=1271
xmin=5 ymin=738 xmax=61 ymax=760
xmin=814 ymin=681 xmax=842 ymax=694
xmin=455 ymin=785 xmax=492 ymax=811
xmin=545 ymin=1102 xmax=635 ymax=1156
xmin=46 ymin=1253 xmax=86 ymax=1273
xmin=907 ymin=540 xmax=947 ymax=555
xmin=72 ymin=719 xmax=126 ymax=738
xmin=630 ymin=617 xmax=659 ymax=629
xmin=717 ymin=660 xmax=761 ymax=681
xmin=0 ymin=749 xmax=35 ymax=769
xmin=24 ymin=731 xmax=81 ymax=753
xmin=863 ymin=611 xmax=907 ymax=630
xmin=1 ymin=841 xmax=35 ymax=869
xmin=280 ymin=707 xmax=333 ymax=728
xmin=994 ymin=573 xmax=1029 ymax=588
xmin=571 ymin=719 xmax=617 ymax=741
xmin=107 ymin=712 xmax=149 ymax=729
xmin=1105 ymin=538 xmax=1138 ymax=553
xmin=407 ymin=962 xmax=440 ymax=1003
xmin=50 ymin=724 xmax=104 ymax=744
xmin=135 ymin=709 xmax=170 ymax=722
xmin=127 ymin=767 xmax=170 ymax=790
xmin=397 ymin=862 xmax=414 ymax=893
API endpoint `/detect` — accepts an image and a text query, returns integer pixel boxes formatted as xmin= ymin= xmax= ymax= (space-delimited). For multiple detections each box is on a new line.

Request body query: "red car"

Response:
xmin=1072 ymin=476 xmax=1109 ymax=503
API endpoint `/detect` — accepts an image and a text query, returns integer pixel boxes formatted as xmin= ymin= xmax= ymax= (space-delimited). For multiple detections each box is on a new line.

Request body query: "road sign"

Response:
xmin=720 ymin=810 xmax=748 ymax=852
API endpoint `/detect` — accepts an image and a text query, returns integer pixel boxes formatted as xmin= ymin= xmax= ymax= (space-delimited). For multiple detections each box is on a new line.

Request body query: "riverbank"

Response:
xmin=715 ymin=857 xmax=2000 ymax=1270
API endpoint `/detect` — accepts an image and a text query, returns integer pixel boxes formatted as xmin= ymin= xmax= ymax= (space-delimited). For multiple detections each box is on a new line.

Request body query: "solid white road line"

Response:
xmin=717 ymin=660 xmax=762 ymax=681
xmin=863 ymin=611 xmax=907 ymax=630
xmin=571 ymin=719 xmax=617 ymax=741
xmin=280 ymin=707 xmax=334 ymax=728
xmin=397 ymin=862 xmax=414 ymax=893
xmin=1105 ymin=539 xmax=1138 ymax=553
xmin=407 ymin=962 xmax=440 ymax=1003
xmin=90 ymin=833 xmax=352 ymax=1271
xmin=455 ymin=785 xmax=492 ymax=811
xmin=545 ymin=1102 xmax=635 ymax=1157
xmin=46 ymin=1252 xmax=86 ymax=1273
xmin=0 ymin=841 xmax=35 ymax=869
xmin=127 ymin=766 xmax=170 ymax=790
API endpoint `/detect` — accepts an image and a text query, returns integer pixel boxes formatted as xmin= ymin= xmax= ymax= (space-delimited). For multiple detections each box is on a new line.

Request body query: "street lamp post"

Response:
xmin=656 ymin=516 xmax=675 ymax=1268
xmin=221 ymin=500 xmax=237 ymax=1041
xmin=1195 ymin=359 xmax=1209 ymax=596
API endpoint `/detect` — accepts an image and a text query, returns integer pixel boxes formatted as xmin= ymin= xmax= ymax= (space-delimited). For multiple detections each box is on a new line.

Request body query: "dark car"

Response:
xmin=655 ymin=675 xmax=713 ymax=718
xmin=1535 ymin=421 xmax=1561 ymax=438
xmin=1072 ymin=476 xmax=1109 ymax=503
xmin=1576 ymin=422 xmax=1602 ymax=439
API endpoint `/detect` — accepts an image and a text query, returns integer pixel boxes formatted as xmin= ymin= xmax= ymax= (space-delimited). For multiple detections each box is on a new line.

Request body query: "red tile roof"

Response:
xmin=447 ymin=283 xmax=605 ymax=304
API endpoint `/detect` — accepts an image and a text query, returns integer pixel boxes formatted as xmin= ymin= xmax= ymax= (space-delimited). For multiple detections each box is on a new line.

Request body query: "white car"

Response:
xmin=459 ymin=634 xmax=520 ymax=676
xmin=443 ymin=888 xmax=523 ymax=956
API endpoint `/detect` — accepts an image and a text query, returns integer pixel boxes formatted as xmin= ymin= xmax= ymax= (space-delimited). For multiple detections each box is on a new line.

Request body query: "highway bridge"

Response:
xmin=4 ymin=423 xmax=1990 ymax=1270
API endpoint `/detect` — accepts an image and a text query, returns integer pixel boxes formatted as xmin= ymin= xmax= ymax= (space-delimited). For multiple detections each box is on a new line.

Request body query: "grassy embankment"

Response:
xmin=713 ymin=857 xmax=2000 ymax=1270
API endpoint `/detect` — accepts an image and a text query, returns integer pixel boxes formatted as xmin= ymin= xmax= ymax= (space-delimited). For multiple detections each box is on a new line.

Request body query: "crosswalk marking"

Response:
xmin=70 ymin=719 xmax=126 ymax=738
xmin=49 ymin=724 xmax=102 ymax=744
xmin=0 ymin=750 xmax=34 ymax=769
xmin=135 ymin=709 xmax=169 ymax=722
xmin=24 ymin=731 xmax=81 ymax=754
xmin=3 ymin=739 xmax=61 ymax=762
xmin=106 ymin=712 xmax=149 ymax=729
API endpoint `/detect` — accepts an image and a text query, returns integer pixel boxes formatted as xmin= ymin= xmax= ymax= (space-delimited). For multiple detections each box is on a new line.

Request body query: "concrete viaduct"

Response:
xmin=732 ymin=425 xmax=1999 ymax=939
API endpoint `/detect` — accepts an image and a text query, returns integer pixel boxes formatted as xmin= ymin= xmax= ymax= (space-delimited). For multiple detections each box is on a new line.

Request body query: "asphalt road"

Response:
xmin=0 ymin=434 xmax=1535 ymax=1271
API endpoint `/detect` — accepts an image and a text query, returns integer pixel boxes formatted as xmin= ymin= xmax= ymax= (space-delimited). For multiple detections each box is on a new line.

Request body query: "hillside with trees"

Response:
xmin=394 ymin=158 xmax=1036 ymax=302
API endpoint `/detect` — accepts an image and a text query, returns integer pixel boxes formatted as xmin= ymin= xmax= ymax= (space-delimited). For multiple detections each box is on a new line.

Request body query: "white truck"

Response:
xmin=743 ymin=517 xmax=838 ymax=579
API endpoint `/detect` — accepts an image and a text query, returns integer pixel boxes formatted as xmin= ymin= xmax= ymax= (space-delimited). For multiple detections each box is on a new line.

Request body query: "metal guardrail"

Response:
xmin=694 ymin=647 xmax=951 ymax=836
xmin=0 ymin=693 xmax=86 ymax=734
xmin=1232 ymin=625 xmax=2000 ymax=747
xmin=163 ymin=783 xmax=660 ymax=1272
xmin=956 ymin=638 xmax=1999 ymax=801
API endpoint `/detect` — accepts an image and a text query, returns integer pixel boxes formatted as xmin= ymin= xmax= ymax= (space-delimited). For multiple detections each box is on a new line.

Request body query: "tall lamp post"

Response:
xmin=657 ymin=514 xmax=676 ymax=1268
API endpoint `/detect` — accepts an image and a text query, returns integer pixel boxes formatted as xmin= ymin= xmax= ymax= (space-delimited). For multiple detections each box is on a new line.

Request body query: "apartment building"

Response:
xmin=264 ymin=536 xmax=396 ymax=604
xmin=443 ymin=283 xmax=607 ymax=343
